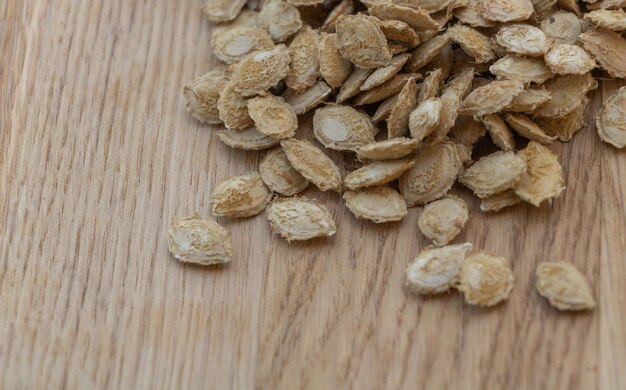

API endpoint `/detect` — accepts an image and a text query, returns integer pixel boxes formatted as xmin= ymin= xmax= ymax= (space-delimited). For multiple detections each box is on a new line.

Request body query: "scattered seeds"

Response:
xmin=535 ymin=262 xmax=596 ymax=311
xmin=361 ymin=53 xmax=410 ymax=91
xmin=167 ymin=215 xmax=233 ymax=265
xmin=337 ymin=68 xmax=373 ymax=103
xmin=217 ymin=82 xmax=254 ymax=129
xmin=352 ymin=73 xmax=420 ymax=106
xmin=343 ymin=186 xmax=408 ymax=222
xmin=405 ymin=243 xmax=473 ymax=295
xmin=267 ymin=197 xmax=337 ymax=241
xmin=537 ymin=97 xmax=587 ymax=141
xmin=418 ymin=196 xmax=469 ymax=246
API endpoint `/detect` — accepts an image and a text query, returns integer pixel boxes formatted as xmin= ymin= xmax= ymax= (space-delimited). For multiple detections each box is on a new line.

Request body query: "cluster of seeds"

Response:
xmin=168 ymin=0 xmax=625 ymax=310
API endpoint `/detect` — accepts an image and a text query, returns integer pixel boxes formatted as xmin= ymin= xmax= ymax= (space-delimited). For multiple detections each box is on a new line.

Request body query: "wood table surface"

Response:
xmin=2 ymin=1 xmax=626 ymax=389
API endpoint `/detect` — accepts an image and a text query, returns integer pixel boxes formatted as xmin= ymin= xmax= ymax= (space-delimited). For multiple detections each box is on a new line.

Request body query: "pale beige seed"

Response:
xmin=405 ymin=243 xmax=473 ymax=295
xmin=344 ymin=158 xmax=415 ymax=190
xmin=536 ymin=262 xmax=596 ymax=311
xmin=596 ymin=87 xmax=626 ymax=149
xmin=422 ymin=44 xmax=453 ymax=80
xmin=409 ymin=98 xmax=442 ymax=143
xmin=247 ymin=95 xmax=298 ymax=139
xmin=267 ymin=197 xmax=336 ymax=241
xmin=482 ymin=0 xmax=534 ymax=22
xmin=456 ymin=251 xmax=514 ymax=307
xmin=489 ymin=55 xmax=554 ymax=84
xmin=504 ymin=87 xmax=552 ymax=112
xmin=532 ymin=0 xmax=558 ymax=18
xmin=184 ymin=67 xmax=230 ymax=124
xmin=361 ymin=53 xmax=410 ymax=91
xmin=406 ymin=34 xmax=451 ymax=72
xmin=343 ymin=186 xmax=408 ymax=223
xmin=231 ymin=45 xmax=291 ymax=97
xmin=454 ymin=4 xmax=496 ymax=28
xmin=211 ymin=173 xmax=273 ymax=218
xmin=379 ymin=20 xmax=420 ymax=48
xmin=587 ymin=0 xmax=626 ymax=9
xmin=211 ymin=27 xmax=274 ymax=64
xmin=212 ymin=9 xmax=259 ymax=39
xmin=460 ymin=79 xmax=525 ymax=116
xmin=369 ymin=3 xmax=440 ymax=31
xmin=285 ymin=26 xmax=319 ymax=92
xmin=448 ymin=116 xmax=487 ymax=152
xmin=259 ymin=147 xmax=309 ymax=196
xmin=319 ymin=33 xmax=352 ymax=88
xmin=579 ymin=29 xmax=626 ymax=79
xmin=536 ymin=97 xmax=587 ymax=141
xmin=217 ymin=82 xmax=254 ymax=130
xmin=584 ymin=9 xmax=626 ymax=31
xmin=481 ymin=114 xmax=516 ymax=151
xmin=357 ymin=138 xmax=419 ymax=161
xmin=217 ymin=127 xmax=281 ymax=150
xmin=396 ymin=0 xmax=454 ymax=13
xmin=282 ymin=81 xmax=332 ymax=114
xmin=544 ymin=44 xmax=596 ymax=75
xmin=399 ymin=139 xmax=463 ymax=206
xmin=313 ymin=104 xmax=377 ymax=151
xmin=371 ymin=94 xmax=399 ymax=123
xmin=353 ymin=73 xmax=420 ymax=106
xmin=534 ymin=73 xmax=597 ymax=118
xmin=281 ymin=138 xmax=342 ymax=191
xmin=514 ymin=141 xmax=565 ymax=206
xmin=321 ymin=0 xmax=355 ymax=33
xmin=416 ymin=68 xmax=444 ymax=104
xmin=459 ymin=151 xmax=527 ymax=198
xmin=504 ymin=113 xmax=556 ymax=144
xmin=480 ymin=189 xmax=522 ymax=212
xmin=540 ymin=11 xmax=586 ymax=45
xmin=446 ymin=24 xmax=495 ymax=63
xmin=442 ymin=66 xmax=475 ymax=99
xmin=258 ymin=0 xmax=303 ymax=42
xmin=335 ymin=14 xmax=392 ymax=69
xmin=167 ymin=216 xmax=233 ymax=265
xmin=203 ymin=0 xmax=247 ymax=22
xmin=429 ymin=71 xmax=474 ymax=141
xmin=337 ymin=68 xmax=373 ymax=103
xmin=418 ymin=196 xmax=469 ymax=246
xmin=495 ymin=24 xmax=551 ymax=56
xmin=388 ymin=77 xmax=418 ymax=138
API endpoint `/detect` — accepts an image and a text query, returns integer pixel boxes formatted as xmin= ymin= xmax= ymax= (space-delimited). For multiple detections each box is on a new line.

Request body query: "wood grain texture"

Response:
xmin=1 ymin=1 xmax=625 ymax=389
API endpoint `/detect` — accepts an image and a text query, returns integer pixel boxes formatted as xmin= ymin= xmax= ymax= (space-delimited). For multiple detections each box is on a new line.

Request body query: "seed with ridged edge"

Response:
xmin=267 ymin=197 xmax=337 ymax=241
xmin=167 ymin=215 xmax=233 ymax=265
xmin=343 ymin=186 xmax=407 ymax=223
xmin=281 ymin=138 xmax=343 ymax=191
xmin=455 ymin=251 xmax=514 ymax=307
xmin=535 ymin=262 xmax=596 ymax=311
xmin=211 ymin=173 xmax=273 ymax=217
xmin=405 ymin=243 xmax=473 ymax=295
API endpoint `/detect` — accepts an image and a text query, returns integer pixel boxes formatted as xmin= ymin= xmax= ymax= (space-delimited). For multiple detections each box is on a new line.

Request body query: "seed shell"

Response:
xmin=211 ymin=173 xmax=273 ymax=217
xmin=535 ymin=262 xmax=596 ymax=311
xmin=281 ymin=138 xmax=343 ymax=191
xmin=267 ymin=197 xmax=337 ymax=241
xmin=343 ymin=186 xmax=408 ymax=223
xmin=405 ymin=243 xmax=473 ymax=295
xmin=260 ymin=148 xmax=309 ymax=195
xmin=167 ymin=216 xmax=233 ymax=265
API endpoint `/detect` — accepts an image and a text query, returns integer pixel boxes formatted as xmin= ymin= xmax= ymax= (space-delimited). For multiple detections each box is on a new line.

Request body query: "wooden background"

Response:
xmin=1 ymin=1 xmax=625 ymax=389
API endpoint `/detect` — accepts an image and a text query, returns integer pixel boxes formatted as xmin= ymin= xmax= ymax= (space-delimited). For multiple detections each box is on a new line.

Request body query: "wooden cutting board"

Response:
xmin=1 ymin=1 xmax=625 ymax=388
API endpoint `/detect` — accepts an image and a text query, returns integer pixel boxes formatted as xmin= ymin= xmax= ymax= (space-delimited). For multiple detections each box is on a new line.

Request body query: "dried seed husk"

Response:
xmin=481 ymin=114 xmax=516 ymax=151
xmin=579 ymin=29 xmax=626 ymax=79
xmin=357 ymin=137 xmax=419 ymax=161
xmin=418 ymin=196 xmax=469 ymax=246
xmin=595 ymin=87 xmax=626 ymax=148
xmin=217 ymin=127 xmax=281 ymax=150
xmin=446 ymin=24 xmax=496 ymax=63
xmin=267 ymin=197 xmax=337 ymax=241
xmin=388 ymin=77 xmax=418 ymax=138
xmin=454 ymin=4 xmax=496 ymax=28
xmin=532 ymin=0 xmax=557 ymax=18
xmin=489 ymin=55 xmax=554 ymax=84
xmin=584 ymin=9 xmax=626 ymax=31
xmin=504 ymin=87 xmax=552 ymax=112
xmin=480 ymin=189 xmax=522 ymax=212
xmin=540 ymin=11 xmax=586 ymax=45
xmin=495 ymin=24 xmax=551 ymax=56
xmin=353 ymin=73 xmax=420 ymax=106
xmin=184 ymin=67 xmax=230 ymax=124
xmin=212 ymin=27 xmax=275 ymax=64
xmin=504 ymin=113 xmax=556 ymax=144
xmin=343 ymin=186 xmax=408 ymax=222
xmin=399 ymin=139 xmax=463 ymax=206
xmin=344 ymin=158 xmax=416 ymax=190
xmin=231 ymin=45 xmax=291 ymax=97
xmin=371 ymin=94 xmax=399 ymax=122
xmin=258 ymin=0 xmax=303 ymax=42
xmin=534 ymin=73 xmax=597 ymax=118
xmin=281 ymin=138 xmax=343 ymax=191
xmin=313 ymin=104 xmax=377 ymax=151
xmin=218 ymin=82 xmax=254 ymax=129
xmin=167 ymin=216 xmax=233 ymax=265
xmin=458 ymin=151 xmax=527 ymax=198
xmin=361 ymin=53 xmax=410 ymax=91
xmin=406 ymin=34 xmax=451 ymax=72
xmin=336 ymin=14 xmax=393 ymax=69
xmin=409 ymin=98 xmax=442 ymax=143
xmin=455 ymin=251 xmax=514 ymax=307
xmin=449 ymin=115 xmax=487 ymax=152
xmin=337 ymin=68 xmax=373 ymax=103
xmin=422 ymin=44 xmax=454 ymax=80
xmin=513 ymin=141 xmax=565 ymax=206
xmin=460 ymin=79 xmax=525 ymax=116
xmin=369 ymin=3 xmax=441 ymax=31
xmin=379 ymin=20 xmax=420 ymax=48
xmin=247 ymin=94 xmax=298 ymax=139
xmin=396 ymin=0 xmax=455 ymax=13
xmin=285 ymin=26 xmax=320 ymax=92
xmin=387 ymin=41 xmax=412 ymax=55
xmin=544 ymin=44 xmax=596 ymax=75
xmin=587 ymin=0 xmax=626 ymax=9
xmin=212 ymin=9 xmax=260 ymax=39
xmin=405 ymin=243 xmax=473 ymax=295
xmin=442 ymin=66 xmax=475 ymax=100
xmin=203 ymin=0 xmax=247 ymax=22
xmin=536 ymin=97 xmax=587 ymax=141
xmin=536 ymin=262 xmax=596 ymax=311
xmin=211 ymin=173 xmax=273 ymax=217
xmin=321 ymin=0 xmax=354 ymax=33
xmin=259 ymin=147 xmax=309 ymax=195
xmin=482 ymin=0 xmax=534 ymax=22
xmin=282 ymin=81 xmax=333 ymax=114
xmin=416 ymin=68 xmax=444 ymax=104
xmin=319 ymin=33 xmax=352 ymax=88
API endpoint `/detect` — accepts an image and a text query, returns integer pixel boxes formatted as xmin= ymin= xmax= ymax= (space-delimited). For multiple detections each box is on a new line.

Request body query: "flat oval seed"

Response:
xmin=217 ymin=127 xmax=281 ymax=150
xmin=405 ymin=243 xmax=473 ymax=295
xmin=259 ymin=148 xmax=309 ymax=196
xmin=258 ymin=0 xmax=303 ymax=42
xmin=231 ymin=45 xmax=291 ymax=97
xmin=495 ymin=24 xmax=551 ymax=56
xmin=544 ymin=44 xmax=596 ymax=75
xmin=211 ymin=173 xmax=273 ymax=217
xmin=409 ymin=98 xmax=442 ymax=143
xmin=460 ymin=80 xmax=525 ymax=116
xmin=167 ymin=216 xmax=233 ymax=265
xmin=247 ymin=95 xmax=298 ymax=139
xmin=418 ymin=196 xmax=469 ymax=246
xmin=458 ymin=151 xmax=527 ymax=198
xmin=357 ymin=138 xmax=419 ymax=161
xmin=596 ymin=86 xmax=626 ymax=148
xmin=455 ymin=251 xmax=514 ymax=307
xmin=281 ymin=138 xmax=343 ymax=191
xmin=313 ymin=104 xmax=377 ymax=151
xmin=514 ymin=141 xmax=565 ymax=206
xmin=184 ymin=67 xmax=230 ymax=124
xmin=283 ymin=81 xmax=333 ymax=115
xmin=343 ymin=186 xmax=408 ymax=223
xmin=267 ymin=197 xmax=337 ymax=241
xmin=344 ymin=158 xmax=415 ymax=190
xmin=536 ymin=262 xmax=596 ymax=311
xmin=212 ymin=27 xmax=274 ymax=64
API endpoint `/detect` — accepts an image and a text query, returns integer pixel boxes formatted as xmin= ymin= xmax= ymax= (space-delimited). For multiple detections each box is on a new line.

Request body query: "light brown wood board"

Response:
xmin=1 ymin=1 xmax=626 ymax=389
